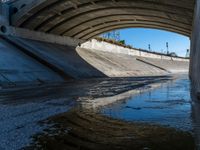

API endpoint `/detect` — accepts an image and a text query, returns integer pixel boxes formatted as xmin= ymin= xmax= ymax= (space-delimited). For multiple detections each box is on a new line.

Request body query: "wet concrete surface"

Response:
xmin=0 ymin=75 xmax=198 ymax=150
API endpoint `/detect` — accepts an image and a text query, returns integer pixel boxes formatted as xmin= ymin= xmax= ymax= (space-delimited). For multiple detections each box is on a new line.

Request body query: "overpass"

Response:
xmin=0 ymin=0 xmax=199 ymax=95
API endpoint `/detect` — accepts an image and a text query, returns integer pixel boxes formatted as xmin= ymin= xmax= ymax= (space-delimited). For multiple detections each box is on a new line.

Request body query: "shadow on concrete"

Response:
xmin=0 ymin=36 xmax=106 ymax=87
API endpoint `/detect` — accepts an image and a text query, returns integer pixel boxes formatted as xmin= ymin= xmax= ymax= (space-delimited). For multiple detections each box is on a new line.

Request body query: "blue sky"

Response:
xmin=105 ymin=28 xmax=190 ymax=57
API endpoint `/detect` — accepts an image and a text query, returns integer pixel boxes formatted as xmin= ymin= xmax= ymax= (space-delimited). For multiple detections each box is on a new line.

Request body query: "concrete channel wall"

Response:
xmin=0 ymin=36 xmax=64 ymax=87
xmin=0 ymin=35 xmax=189 ymax=88
xmin=81 ymin=39 xmax=189 ymax=62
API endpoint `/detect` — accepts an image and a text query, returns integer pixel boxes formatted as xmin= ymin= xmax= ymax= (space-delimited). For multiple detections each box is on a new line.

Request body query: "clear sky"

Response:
xmin=110 ymin=28 xmax=190 ymax=57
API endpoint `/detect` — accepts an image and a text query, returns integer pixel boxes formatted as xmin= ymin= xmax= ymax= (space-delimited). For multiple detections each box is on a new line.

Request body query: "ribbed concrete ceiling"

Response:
xmin=10 ymin=0 xmax=195 ymax=40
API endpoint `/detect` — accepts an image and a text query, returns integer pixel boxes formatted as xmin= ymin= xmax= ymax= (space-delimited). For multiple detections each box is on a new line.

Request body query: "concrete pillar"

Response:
xmin=191 ymin=2 xmax=200 ymax=148
xmin=0 ymin=3 xmax=9 ymax=25
xmin=190 ymin=0 xmax=200 ymax=98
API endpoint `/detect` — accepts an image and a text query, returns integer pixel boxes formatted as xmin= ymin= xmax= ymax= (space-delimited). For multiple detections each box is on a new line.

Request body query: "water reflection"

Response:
xmin=26 ymin=75 xmax=196 ymax=150
xmin=101 ymin=75 xmax=193 ymax=132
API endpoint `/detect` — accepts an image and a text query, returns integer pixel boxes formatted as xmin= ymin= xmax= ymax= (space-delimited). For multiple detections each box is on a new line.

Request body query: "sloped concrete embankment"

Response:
xmin=0 ymin=36 xmax=189 ymax=87
xmin=80 ymin=39 xmax=189 ymax=75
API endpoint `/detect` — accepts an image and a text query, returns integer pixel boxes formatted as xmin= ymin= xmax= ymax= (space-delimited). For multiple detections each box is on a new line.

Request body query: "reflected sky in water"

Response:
xmin=101 ymin=75 xmax=193 ymax=132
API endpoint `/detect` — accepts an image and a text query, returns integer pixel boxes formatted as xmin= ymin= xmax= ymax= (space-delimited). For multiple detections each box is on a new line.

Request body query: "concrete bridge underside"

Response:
xmin=10 ymin=0 xmax=195 ymax=40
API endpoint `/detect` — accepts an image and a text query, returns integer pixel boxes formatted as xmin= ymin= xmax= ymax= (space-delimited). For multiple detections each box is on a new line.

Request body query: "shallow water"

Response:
xmin=101 ymin=74 xmax=193 ymax=132
xmin=18 ymin=75 xmax=196 ymax=150
xmin=1 ymin=74 xmax=196 ymax=150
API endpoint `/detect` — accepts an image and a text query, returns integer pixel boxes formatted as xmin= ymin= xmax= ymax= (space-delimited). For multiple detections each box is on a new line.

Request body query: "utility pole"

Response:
xmin=148 ymin=44 xmax=151 ymax=51
xmin=166 ymin=42 xmax=169 ymax=54
xmin=186 ymin=49 xmax=190 ymax=58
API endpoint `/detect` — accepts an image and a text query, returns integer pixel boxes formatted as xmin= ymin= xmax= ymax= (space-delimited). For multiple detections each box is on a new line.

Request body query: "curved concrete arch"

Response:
xmin=11 ymin=0 xmax=193 ymax=26
xmin=47 ymin=7 xmax=192 ymax=35
xmin=32 ymin=1 xmax=193 ymax=33
xmin=10 ymin=0 xmax=195 ymax=38
xmin=11 ymin=0 xmax=56 ymax=26
xmin=44 ymin=5 xmax=193 ymax=33
xmin=63 ymin=15 xmax=191 ymax=37
xmin=83 ymin=24 xmax=190 ymax=40
xmin=59 ymin=10 xmax=191 ymax=35
xmin=14 ymin=0 xmax=96 ymax=29
xmin=74 ymin=21 xmax=191 ymax=39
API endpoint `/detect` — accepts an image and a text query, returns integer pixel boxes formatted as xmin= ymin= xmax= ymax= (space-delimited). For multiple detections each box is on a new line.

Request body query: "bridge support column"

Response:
xmin=190 ymin=0 xmax=200 ymax=98
xmin=0 ymin=3 xmax=9 ymax=25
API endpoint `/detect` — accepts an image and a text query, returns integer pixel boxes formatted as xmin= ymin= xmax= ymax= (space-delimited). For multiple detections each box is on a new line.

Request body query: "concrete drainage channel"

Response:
xmin=1 ymin=0 xmax=200 ymax=149
xmin=0 ymin=28 xmax=193 ymax=150
xmin=1 ymin=36 xmax=72 ymax=80
xmin=0 ymin=36 xmax=196 ymax=149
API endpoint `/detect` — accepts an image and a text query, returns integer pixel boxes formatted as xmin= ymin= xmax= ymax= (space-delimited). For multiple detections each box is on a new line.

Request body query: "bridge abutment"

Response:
xmin=0 ymin=3 xmax=9 ymax=25
xmin=190 ymin=0 xmax=200 ymax=98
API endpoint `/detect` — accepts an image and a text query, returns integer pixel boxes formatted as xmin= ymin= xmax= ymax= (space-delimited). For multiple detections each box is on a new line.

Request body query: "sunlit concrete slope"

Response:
xmin=77 ymin=47 xmax=168 ymax=77
xmin=80 ymin=39 xmax=189 ymax=76
xmin=137 ymin=57 xmax=189 ymax=73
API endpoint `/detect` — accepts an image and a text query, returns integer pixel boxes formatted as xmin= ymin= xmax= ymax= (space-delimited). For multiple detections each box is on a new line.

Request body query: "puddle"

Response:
xmin=101 ymin=74 xmax=193 ymax=132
